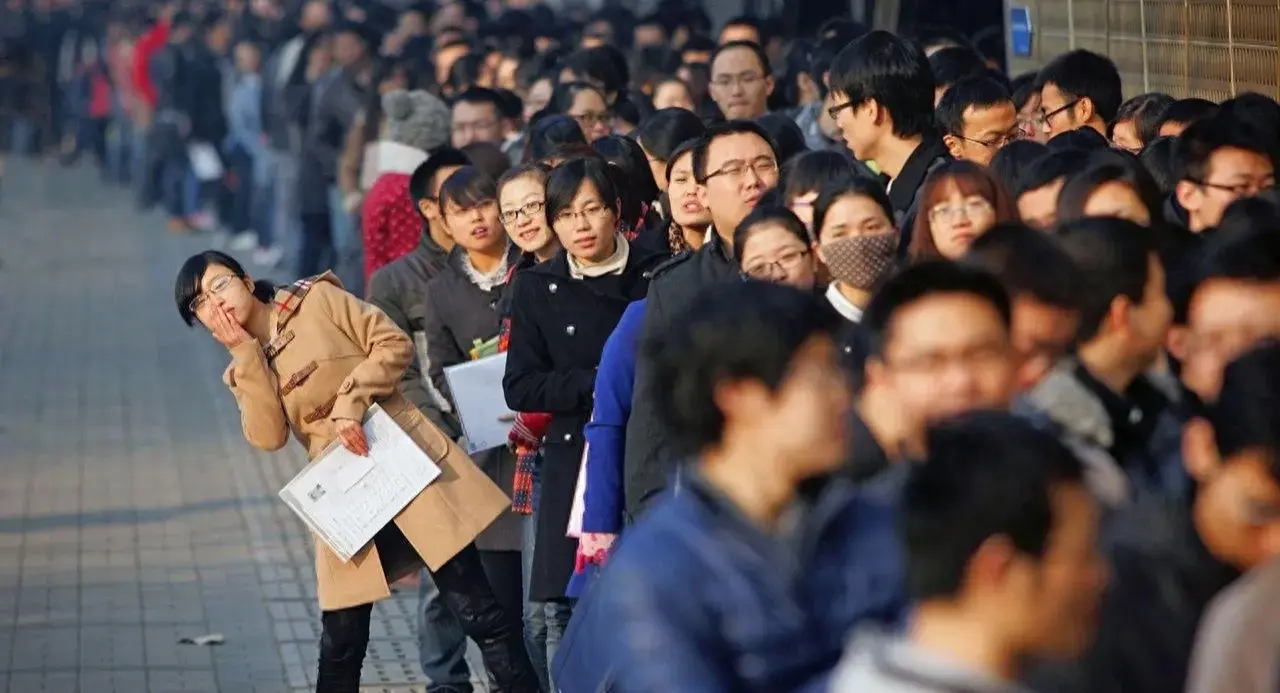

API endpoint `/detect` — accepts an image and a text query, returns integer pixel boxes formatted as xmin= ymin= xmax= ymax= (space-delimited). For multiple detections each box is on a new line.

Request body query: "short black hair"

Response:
xmin=645 ymin=281 xmax=842 ymax=455
xmin=964 ymin=223 xmax=1080 ymax=311
xmin=1110 ymin=92 xmax=1174 ymax=142
xmin=1157 ymin=97 xmax=1220 ymax=131
xmin=1010 ymin=70 xmax=1039 ymax=112
xmin=1035 ymin=49 xmax=1123 ymax=123
xmin=1012 ymin=149 xmax=1090 ymax=200
xmin=522 ymin=113 xmax=588 ymax=164
xmin=828 ymin=30 xmax=936 ymax=139
xmin=710 ymin=40 xmax=772 ymax=77
xmin=664 ymin=136 xmax=704 ymax=182
xmin=691 ymin=119 xmax=777 ymax=182
xmin=635 ymin=108 xmax=707 ymax=162
xmin=1056 ymin=157 xmax=1163 ymax=227
xmin=1053 ymin=217 xmax=1158 ymax=343
xmin=935 ymin=75 xmax=1013 ymax=137
xmin=544 ymin=157 xmax=619 ymax=227
xmin=756 ymin=112 xmax=808 ymax=164
xmin=438 ymin=165 xmax=499 ymax=211
xmin=1139 ymin=136 xmax=1180 ymax=197
xmin=733 ymin=203 xmax=811 ymax=262
xmin=1212 ymin=342 xmax=1280 ymax=466
xmin=720 ymin=15 xmax=762 ymax=40
xmin=681 ymin=34 xmax=717 ymax=57
xmin=409 ymin=148 xmax=472 ymax=216
xmin=914 ymin=25 xmax=973 ymax=54
xmin=1172 ymin=223 xmax=1280 ymax=324
xmin=452 ymin=86 xmax=506 ymax=114
xmin=175 ymin=251 xmax=276 ymax=326
xmin=1174 ymin=113 xmax=1274 ymax=184
xmin=782 ymin=149 xmax=861 ymax=202
xmin=902 ymin=410 xmax=1085 ymax=600
xmin=861 ymin=260 xmax=1012 ymax=358
xmin=928 ymin=46 xmax=988 ymax=92
xmin=989 ymin=140 xmax=1049 ymax=197
xmin=1047 ymin=126 xmax=1109 ymax=153
xmin=591 ymin=134 xmax=658 ymax=223
xmin=561 ymin=46 xmax=628 ymax=96
xmin=461 ymin=141 xmax=513 ymax=181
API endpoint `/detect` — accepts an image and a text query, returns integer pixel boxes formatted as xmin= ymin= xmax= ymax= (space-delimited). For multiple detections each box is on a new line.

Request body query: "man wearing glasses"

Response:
xmin=1034 ymin=49 xmax=1122 ymax=140
xmin=708 ymin=41 xmax=774 ymax=120
xmin=937 ymin=75 xmax=1021 ymax=166
xmin=1174 ymin=114 xmax=1277 ymax=234
xmin=625 ymin=120 xmax=781 ymax=521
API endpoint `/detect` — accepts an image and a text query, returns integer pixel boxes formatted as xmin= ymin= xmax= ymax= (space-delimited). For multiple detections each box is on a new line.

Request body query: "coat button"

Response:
xmin=565 ymin=324 xmax=576 ymax=336
xmin=549 ymin=282 xmax=558 ymax=293
xmin=843 ymin=345 xmax=853 ymax=354
xmin=563 ymin=433 xmax=572 ymax=442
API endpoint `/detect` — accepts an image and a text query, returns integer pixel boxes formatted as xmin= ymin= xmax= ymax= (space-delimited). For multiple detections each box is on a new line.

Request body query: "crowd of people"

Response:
xmin=11 ymin=0 xmax=1280 ymax=692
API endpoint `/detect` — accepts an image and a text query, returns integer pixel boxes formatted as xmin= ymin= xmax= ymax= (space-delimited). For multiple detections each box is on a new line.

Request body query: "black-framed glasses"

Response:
xmin=960 ymin=128 xmax=1023 ymax=148
xmin=827 ymin=100 xmax=856 ymax=121
xmin=703 ymin=155 xmax=779 ymax=183
xmin=1040 ymin=98 xmax=1080 ymax=123
xmin=500 ymin=200 xmax=545 ymax=225
xmin=1192 ymin=177 xmax=1277 ymax=196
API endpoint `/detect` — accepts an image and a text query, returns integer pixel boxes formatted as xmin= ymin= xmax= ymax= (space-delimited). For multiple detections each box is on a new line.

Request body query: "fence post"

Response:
xmin=1139 ymin=0 xmax=1151 ymax=91
xmin=1227 ymin=0 xmax=1237 ymax=96
xmin=1068 ymin=0 xmax=1077 ymax=48
xmin=1182 ymin=0 xmax=1191 ymax=95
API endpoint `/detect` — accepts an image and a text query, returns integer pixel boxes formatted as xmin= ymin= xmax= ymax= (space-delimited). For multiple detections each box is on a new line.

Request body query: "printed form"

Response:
xmin=279 ymin=404 xmax=442 ymax=562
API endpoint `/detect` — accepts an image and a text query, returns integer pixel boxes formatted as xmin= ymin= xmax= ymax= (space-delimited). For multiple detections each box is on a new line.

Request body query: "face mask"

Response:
xmin=822 ymin=231 xmax=898 ymax=290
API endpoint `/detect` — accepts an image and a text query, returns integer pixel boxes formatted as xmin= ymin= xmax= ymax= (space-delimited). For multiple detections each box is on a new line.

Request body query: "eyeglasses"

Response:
xmin=885 ymin=341 xmax=1011 ymax=375
xmin=960 ymin=129 xmax=1023 ymax=148
xmin=1193 ymin=177 xmax=1276 ymax=197
xmin=1039 ymin=98 xmax=1080 ymax=123
xmin=711 ymin=72 xmax=764 ymax=89
xmin=500 ymin=200 xmax=545 ymax=225
xmin=703 ymin=155 xmax=779 ymax=183
xmin=552 ymin=201 xmax=612 ymax=226
xmin=443 ymin=198 xmax=498 ymax=219
xmin=569 ymin=111 xmax=612 ymax=129
xmin=742 ymin=247 xmax=810 ymax=280
xmin=928 ymin=198 xmax=993 ymax=224
xmin=189 ymin=273 xmax=238 ymax=316
xmin=451 ymin=118 xmax=499 ymax=134
xmin=827 ymin=100 xmax=856 ymax=121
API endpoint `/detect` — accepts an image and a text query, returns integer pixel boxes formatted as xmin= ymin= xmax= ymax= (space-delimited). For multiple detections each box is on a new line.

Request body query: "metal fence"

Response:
xmin=1008 ymin=0 xmax=1280 ymax=100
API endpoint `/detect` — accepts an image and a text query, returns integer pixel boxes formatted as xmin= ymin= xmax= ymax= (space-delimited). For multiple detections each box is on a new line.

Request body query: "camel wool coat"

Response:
xmin=222 ymin=272 xmax=510 ymax=611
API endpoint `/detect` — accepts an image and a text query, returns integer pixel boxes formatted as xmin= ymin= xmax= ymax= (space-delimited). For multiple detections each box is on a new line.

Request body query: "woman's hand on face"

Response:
xmin=334 ymin=418 xmax=370 ymax=456
xmin=208 ymin=304 xmax=250 ymax=349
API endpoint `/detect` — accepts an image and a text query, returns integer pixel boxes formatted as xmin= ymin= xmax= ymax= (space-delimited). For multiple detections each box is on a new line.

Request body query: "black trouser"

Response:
xmin=479 ymin=549 xmax=524 ymax=619
xmin=299 ymin=209 xmax=335 ymax=279
xmin=317 ymin=535 xmax=538 ymax=693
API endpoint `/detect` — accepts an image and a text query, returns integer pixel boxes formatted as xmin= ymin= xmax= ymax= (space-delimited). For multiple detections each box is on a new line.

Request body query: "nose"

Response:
xmin=742 ymin=166 xmax=764 ymax=188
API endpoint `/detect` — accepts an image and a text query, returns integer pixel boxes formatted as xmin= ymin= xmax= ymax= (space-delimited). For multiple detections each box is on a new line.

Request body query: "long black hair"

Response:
xmin=175 ymin=251 xmax=276 ymax=326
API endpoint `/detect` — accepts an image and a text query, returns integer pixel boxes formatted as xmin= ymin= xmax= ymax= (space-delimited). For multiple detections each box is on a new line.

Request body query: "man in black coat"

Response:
xmin=623 ymin=120 xmax=781 ymax=520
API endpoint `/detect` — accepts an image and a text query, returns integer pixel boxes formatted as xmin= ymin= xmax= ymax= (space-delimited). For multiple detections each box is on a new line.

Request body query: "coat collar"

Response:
xmin=530 ymin=241 xmax=668 ymax=280
xmin=887 ymin=135 xmax=950 ymax=213
xmin=272 ymin=271 xmax=343 ymax=332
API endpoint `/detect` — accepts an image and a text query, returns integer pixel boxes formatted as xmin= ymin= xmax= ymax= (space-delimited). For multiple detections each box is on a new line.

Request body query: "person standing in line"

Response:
xmin=174 ymin=250 xmax=538 ymax=693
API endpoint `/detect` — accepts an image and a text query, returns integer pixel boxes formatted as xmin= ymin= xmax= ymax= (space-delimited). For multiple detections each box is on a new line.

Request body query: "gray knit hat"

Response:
xmin=383 ymin=90 xmax=452 ymax=153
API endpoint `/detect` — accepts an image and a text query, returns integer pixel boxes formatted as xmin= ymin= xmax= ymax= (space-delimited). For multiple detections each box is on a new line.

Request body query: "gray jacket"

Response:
xmin=832 ymin=628 xmax=1035 ymax=693
xmin=364 ymin=229 xmax=456 ymax=438
xmin=298 ymin=67 xmax=366 ymax=213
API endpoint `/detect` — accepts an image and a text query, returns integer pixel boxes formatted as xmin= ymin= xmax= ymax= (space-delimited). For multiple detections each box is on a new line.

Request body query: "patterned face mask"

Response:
xmin=821 ymin=231 xmax=899 ymax=290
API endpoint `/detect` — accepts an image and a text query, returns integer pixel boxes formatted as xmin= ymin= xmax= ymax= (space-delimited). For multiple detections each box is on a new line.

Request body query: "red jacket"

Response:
xmin=361 ymin=172 xmax=425 ymax=285
xmin=131 ymin=20 xmax=170 ymax=109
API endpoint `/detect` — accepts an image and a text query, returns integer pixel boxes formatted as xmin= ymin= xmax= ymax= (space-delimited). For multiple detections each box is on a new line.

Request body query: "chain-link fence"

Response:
xmin=1009 ymin=0 xmax=1280 ymax=100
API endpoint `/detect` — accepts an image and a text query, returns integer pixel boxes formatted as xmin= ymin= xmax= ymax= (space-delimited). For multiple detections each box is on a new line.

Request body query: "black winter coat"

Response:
xmin=503 ymin=242 xmax=667 ymax=599
xmin=623 ymin=231 xmax=737 ymax=521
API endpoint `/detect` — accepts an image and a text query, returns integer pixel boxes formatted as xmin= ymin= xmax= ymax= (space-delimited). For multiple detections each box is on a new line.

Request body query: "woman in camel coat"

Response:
xmin=175 ymin=251 xmax=537 ymax=693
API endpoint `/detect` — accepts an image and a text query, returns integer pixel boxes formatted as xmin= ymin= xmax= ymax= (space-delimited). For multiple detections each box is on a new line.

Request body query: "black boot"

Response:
xmin=432 ymin=544 xmax=540 ymax=693
xmin=316 ymin=604 xmax=372 ymax=693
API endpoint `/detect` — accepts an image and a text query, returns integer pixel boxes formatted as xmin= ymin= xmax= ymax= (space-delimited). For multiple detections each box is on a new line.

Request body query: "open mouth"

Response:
xmin=471 ymin=226 xmax=491 ymax=239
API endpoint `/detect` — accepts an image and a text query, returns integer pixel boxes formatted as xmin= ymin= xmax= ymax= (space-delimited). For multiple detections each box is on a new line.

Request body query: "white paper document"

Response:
xmin=278 ymin=404 xmax=441 ymax=562
xmin=444 ymin=353 xmax=516 ymax=454
xmin=187 ymin=143 xmax=224 ymax=182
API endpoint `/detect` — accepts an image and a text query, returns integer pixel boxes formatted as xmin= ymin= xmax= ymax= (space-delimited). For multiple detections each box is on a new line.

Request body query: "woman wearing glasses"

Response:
xmin=734 ymin=204 xmax=820 ymax=291
xmin=502 ymin=157 xmax=666 ymax=617
xmin=174 ymin=251 xmax=537 ymax=693
xmin=547 ymin=81 xmax=613 ymax=141
xmin=909 ymin=160 xmax=1017 ymax=262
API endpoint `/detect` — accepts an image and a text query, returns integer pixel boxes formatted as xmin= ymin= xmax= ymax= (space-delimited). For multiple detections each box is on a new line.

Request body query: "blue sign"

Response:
xmin=1009 ymin=5 xmax=1033 ymax=58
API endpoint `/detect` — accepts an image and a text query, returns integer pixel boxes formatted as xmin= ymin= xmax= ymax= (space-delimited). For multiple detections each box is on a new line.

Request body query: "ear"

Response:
xmin=764 ymin=75 xmax=775 ymax=97
xmin=711 ymin=376 xmax=766 ymax=424
xmin=1167 ymin=325 xmax=1190 ymax=363
xmin=1176 ymin=180 xmax=1202 ymax=213
xmin=1076 ymin=96 xmax=1096 ymax=124
xmin=966 ymin=534 xmax=1018 ymax=591
xmin=417 ymin=199 xmax=432 ymax=218
xmin=1106 ymin=295 xmax=1133 ymax=339
xmin=864 ymin=356 xmax=888 ymax=389
xmin=943 ymin=133 xmax=965 ymax=160
xmin=1182 ymin=416 xmax=1221 ymax=483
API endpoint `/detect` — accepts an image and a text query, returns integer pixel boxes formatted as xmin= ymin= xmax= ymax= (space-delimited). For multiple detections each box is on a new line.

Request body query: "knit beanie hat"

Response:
xmin=383 ymin=90 xmax=451 ymax=153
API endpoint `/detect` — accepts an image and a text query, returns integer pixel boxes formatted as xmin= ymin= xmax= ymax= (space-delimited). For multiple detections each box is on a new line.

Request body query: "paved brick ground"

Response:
xmin=0 ymin=161 xmax=486 ymax=693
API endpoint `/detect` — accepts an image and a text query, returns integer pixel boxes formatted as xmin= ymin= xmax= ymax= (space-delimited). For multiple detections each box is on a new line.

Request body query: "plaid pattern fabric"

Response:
xmin=500 ymin=262 xmax=551 ymax=515
xmin=272 ymin=274 xmax=321 ymax=328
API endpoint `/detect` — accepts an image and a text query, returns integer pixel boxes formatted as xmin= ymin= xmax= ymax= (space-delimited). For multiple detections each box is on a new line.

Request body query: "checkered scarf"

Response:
xmin=498 ymin=262 xmax=551 ymax=515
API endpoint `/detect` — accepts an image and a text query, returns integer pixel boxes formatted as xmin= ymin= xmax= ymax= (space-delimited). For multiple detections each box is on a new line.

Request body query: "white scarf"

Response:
xmin=568 ymin=233 xmax=630 ymax=279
